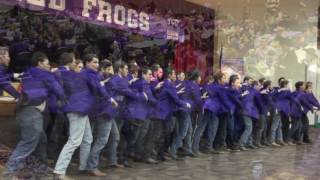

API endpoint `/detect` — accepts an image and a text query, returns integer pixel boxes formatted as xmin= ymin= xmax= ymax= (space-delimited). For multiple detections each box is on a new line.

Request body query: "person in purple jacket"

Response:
xmin=289 ymin=81 xmax=313 ymax=145
xmin=54 ymin=54 xmax=117 ymax=179
xmin=193 ymin=71 xmax=229 ymax=154
xmin=4 ymin=52 xmax=65 ymax=179
xmin=238 ymin=77 xmax=263 ymax=151
xmin=0 ymin=46 xmax=20 ymax=99
xmin=85 ymin=60 xmax=120 ymax=176
xmin=302 ymin=81 xmax=320 ymax=143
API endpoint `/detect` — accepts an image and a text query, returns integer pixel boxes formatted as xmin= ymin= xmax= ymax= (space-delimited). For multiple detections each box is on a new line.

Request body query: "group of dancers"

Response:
xmin=0 ymin=48 xmax=319 ymax=179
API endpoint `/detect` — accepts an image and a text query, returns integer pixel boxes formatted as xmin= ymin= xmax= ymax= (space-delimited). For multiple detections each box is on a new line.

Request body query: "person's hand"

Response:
xmin=241 ymin=90 xmax=249 ymax=96
xmin=143 ymin=92 xmax=148 ymax=101
xmin=129 ymin=78 xmax=138 ymax=84
xmin=110 ymin=98 xmax=118 ymax=108
xmin=201 ymin=92 xmax=208 ymax=99
xmin=155 ymin=82 xmax=164 ymax=90
xmin=177 ymin=87 xmax=185 ymax=94
xmin=186 ymin=102 xmax=191 ymax=108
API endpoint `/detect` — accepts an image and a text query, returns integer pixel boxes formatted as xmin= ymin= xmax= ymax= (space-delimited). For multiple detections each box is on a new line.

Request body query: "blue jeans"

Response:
xmin=192 ymin=110 xmax=219 ymax=153
xmin=54 ymin=113 xmax=93 ymax=175
xmin=289 ymin=117 xmax=303 ymax=142
xmin=269 ymin=113 xmax=282 ymax=143
xmin=106 ymin=119 xmax=121 ymax=165
xmin=86 ymin=115 xmax=113 ymax=170
xmin=171 ymin=111 xmax=191 ymax=154
xmin=240 ymin=116 xmax=253 ymax=146
xmin=6 ymin=106 xmax=47 ymax=174
xmin=226 ymin=113 xmax=235 ymax=147
xmin=253 ymin=115 xmax=266 ymax=145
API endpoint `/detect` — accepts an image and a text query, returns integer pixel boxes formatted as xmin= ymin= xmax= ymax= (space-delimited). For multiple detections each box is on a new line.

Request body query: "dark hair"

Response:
xmin=188 ymin=69 xmax=200 ymax=81
xmin=229 ymin=74 xmax=239 ymax=86
xmin=83 ymin=53 xmax=98 ymax=64
xmin=164 ymin=67 xmax=174 ymax=79
xmin=140 ymin=67 xmax=151 ymax=78
xmin=206 ymin=75 xmax=214 ymax=83
xmin=99 ymin=60 xmax=112 ymax=70
xmin=31 ymin=51 xmax=48 ymax=67
xmin=129 ymin=65 xmax=139 ymax=75
xmin=263 ymin=80 xmax=272 ymax=89
xmin=279 ymin=79 xmax=289 ymax=88
xmin=213 ymin=71 xmax=225 ymax=82
xmin=252 ymin=80 xmax=259 ymax=87
xmin=295 ymin=81 xmax=305 ymax=90
xmin=114 ymin=62 xmax=127 ymax=73
xmin=60 ymin=52 xmax=75 ymax=66
xmin=151 ymin=64 xmax=161 ymax=73
xmin=258 ymin=78 xmax=266 ymax=85
xmin=243 ymin=76 xmax=252 ymax=83
xmin=306 ymin=81 xmax=313 ymax=89
xmin=278 ymin=77 xmax=285 ymax=85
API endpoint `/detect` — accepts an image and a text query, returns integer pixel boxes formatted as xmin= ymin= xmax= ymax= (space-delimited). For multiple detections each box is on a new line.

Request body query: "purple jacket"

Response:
xmin=203 ymin=82 xmax=232 ymax=115
xmin=183 ymin=80 xmax=202 ymax=112
xmin=126 ymin=78 xmax=157 ymax=120
xmin=303 ymin=92 xmax=320 ymax=114
xmin=20 ymin=67 xmax=64 ymax=107
xmin=274 ymin=88 xmax=296 ymax=117
xmin=0 ymin=65 xmax=20 ymax=98
xmin=61 ymin=68 xmax=111 ymax=114
xmin=150 ymin=79 xmax=187 ymax=120
xmin=290 ymin=90 xmax=313 ymax=118
xmin=240 ymin=84 xmax=263 ymax=120
xmin=225 ymin=85 xmax=242 ymax=114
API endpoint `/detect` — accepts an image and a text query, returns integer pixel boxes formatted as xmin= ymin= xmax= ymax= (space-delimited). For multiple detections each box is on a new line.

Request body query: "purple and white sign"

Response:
xmin=0 ymin=0 xmax=183 ymax=40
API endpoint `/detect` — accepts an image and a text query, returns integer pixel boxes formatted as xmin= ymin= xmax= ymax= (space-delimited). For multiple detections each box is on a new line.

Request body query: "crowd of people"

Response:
xmin=1 ymin=46 xmax=319 ymax=180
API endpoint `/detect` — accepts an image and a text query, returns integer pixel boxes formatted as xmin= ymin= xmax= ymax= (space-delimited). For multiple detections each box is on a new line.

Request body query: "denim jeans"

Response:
xmin=106 ymin=119 xmax=121 ymax=165
xmin=226 ymin=113 xmax=235 ymax=148
xmin=269 ymin=112 xmax=281 ymax=143
xmin=86 ymin=115 xmax=113 ymax=170
xmin=6 ymin=106 xmax=47 ymax=174
xmin=192 ymin=110 xmax=219 ymax=153
xmin=301 ymin=114 xmax=311 ymax=142
xmin=239 ymin=116 xmax=253 ymax=146
xmin=280 ymin=112 xmax=290 ymax=142
xmin=253 ymin=115 xmax=266 ymax=146
xmin=54 ymin=113 xmax=93 ymax=175
xmin=214 ymin=113 xmax=228 ymax=149
xmin=289 ymin=117 xmax=303 ymax=142
xmin=171 ymin=111 xmax=191 ymax=154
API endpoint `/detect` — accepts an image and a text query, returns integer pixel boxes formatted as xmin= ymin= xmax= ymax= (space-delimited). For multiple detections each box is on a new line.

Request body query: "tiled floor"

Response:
xmin=65 ymin=129 xmax=320 ymax=180
xmin=1 ymin=119 xmax=320 ymax=179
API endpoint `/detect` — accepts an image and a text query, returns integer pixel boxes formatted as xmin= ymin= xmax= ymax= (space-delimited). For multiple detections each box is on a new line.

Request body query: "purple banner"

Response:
xmin=0 ymin=0 xmax=183 ymax=40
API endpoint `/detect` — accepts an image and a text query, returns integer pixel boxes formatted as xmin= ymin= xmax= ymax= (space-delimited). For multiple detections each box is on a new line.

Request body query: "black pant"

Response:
xmin=214 ymin=113 xmax=228 ymax=149
xmin=302 ymin=114 xmax=311 ymax=142
xmin=280 ymin=112 xmax=290 ymax=142
xmin=253 ymin=115 xmax=266 ymax=145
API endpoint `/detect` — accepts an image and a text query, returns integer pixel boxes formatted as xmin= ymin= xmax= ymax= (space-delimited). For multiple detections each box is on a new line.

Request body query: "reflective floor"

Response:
xmin=66 ymin=129 xmax=320 ymax=180
xmin=1 ymin=126 xmax=320 ymax=179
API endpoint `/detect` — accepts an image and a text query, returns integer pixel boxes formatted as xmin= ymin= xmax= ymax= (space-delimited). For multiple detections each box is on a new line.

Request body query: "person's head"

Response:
xmin=177 ymin=72 xmax=185 ymax=81
xmin=213 ymin=71 xmax=226 ymax=85
xmin=31 ymin=51 xmax=50 ymax=71
xmin=206 ymin=75 xmax=214 ymax=84
xmin=60 ymin=52 xmax=76 ymax=71
xmin=305 ymin=81 xmax=313 ymax=92
xmin=258 ymin=78 xmax=266 ymax=86
xmin=252 ymin=80 xmax=260 ymax=90
xmin=114 ymin=62 xmax=128 ymax=77
xmin=83 ymin=54 xmax=99 ymax=72
xmin=164 ymin=68 xmax=176 ymax=81
xmin=263 ymin=80 xmax=272 ymax=90
xmin=75 ymin=59 xmax=84 ymax=73
xmin=141 ymin=67 xmax=152 ymax=83
xmin=129 ymin=65 xmax=139 ymax=78
xmin=278 ymin=77 xmax=285 ymax=86
xmin=0 ymin=47 xmax=10 ymax=66
xmin=295 ymin=81 xmax=305 ymax=91
xmin=229 ymin=74 xmax=240 ymax=89
xmin=279 ymin=79 xmax=289 ymax=88
xmin=100 ymin=60 xmax=113 ymax=75
xmin=243 ymin=76 xmax=253 ymax=85
xmin=151 ymin=64 xmax=163 ymax=80
xmin=188 ymin=70 xmax=201 ymax=84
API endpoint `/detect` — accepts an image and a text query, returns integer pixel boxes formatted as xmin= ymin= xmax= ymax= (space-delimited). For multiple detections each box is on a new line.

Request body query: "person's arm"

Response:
xmin=0 ymin=69 xmax=20 ymax=99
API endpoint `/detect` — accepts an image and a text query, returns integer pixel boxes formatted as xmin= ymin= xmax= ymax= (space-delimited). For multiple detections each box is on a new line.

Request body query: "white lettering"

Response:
xmin=127 ymin=9 xmax=138 ymax=28
xmin=82 ymin=0 xmax=97 ymax=18
xmin=114 ymin=5 xmax=126 ymax=26
xmin=97 ymin=0 xmax=112 ymax=23
xmin=49 ymin=0 xmax=66 ymax=11
xmin=26 ymin=0 xmax=45 ymax=7
xmin=139 ymin=12 xmax=150 ymax=31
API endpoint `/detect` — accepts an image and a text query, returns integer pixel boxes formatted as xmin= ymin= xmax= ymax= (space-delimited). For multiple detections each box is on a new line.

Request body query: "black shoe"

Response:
xmin=145 ymin=157 xmax=159 ymax=164
xmin=304 ymin=139 xmax=313 ymax=144
xmin=239 ymin=146 xmax=248 ymax=151
xmin=122 ymin=161 xmax=133 ymax=168
xmin=185 ymin=152 xmax=197 ymax=157
xmin=157 ymin=155 xmax=167 ymax=161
